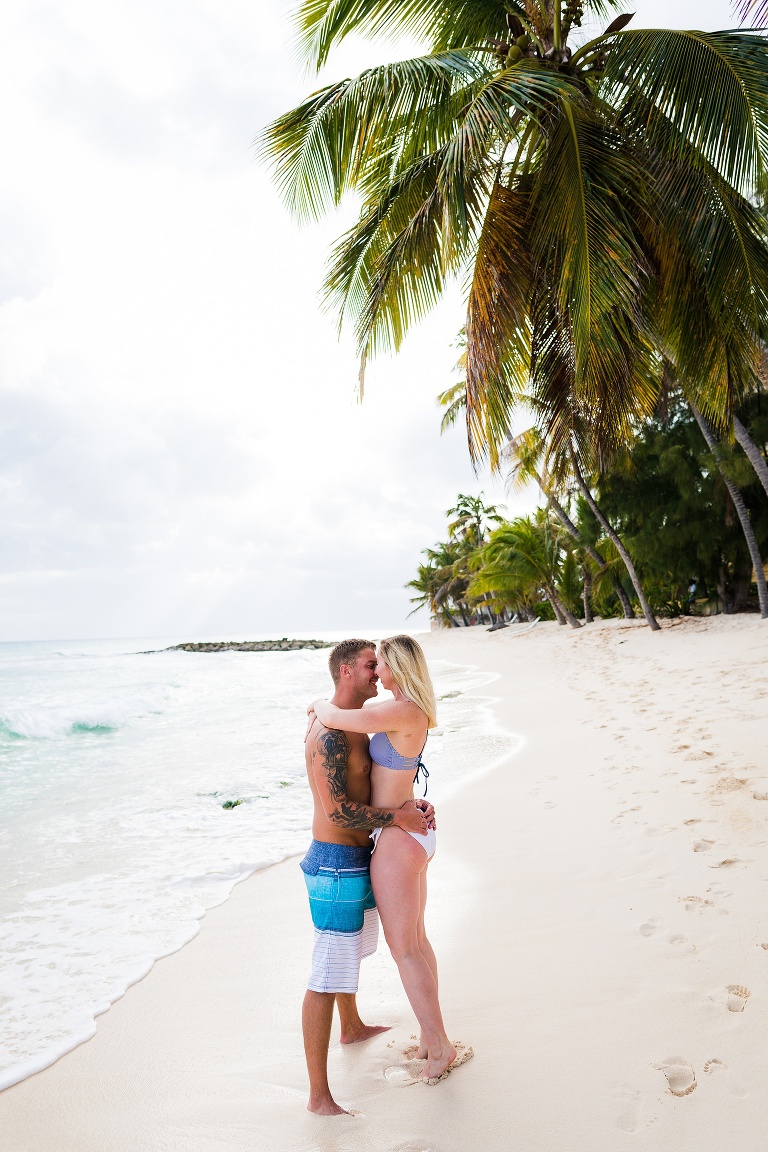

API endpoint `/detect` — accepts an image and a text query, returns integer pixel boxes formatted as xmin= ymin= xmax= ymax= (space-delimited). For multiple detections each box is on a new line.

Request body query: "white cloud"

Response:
xmin=0 ymin=0 xmax=736 ymax=639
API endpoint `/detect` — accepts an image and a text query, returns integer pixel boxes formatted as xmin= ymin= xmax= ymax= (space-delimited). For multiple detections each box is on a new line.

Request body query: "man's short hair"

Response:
xmin=328 ymin=638 xmax=376 ymax=684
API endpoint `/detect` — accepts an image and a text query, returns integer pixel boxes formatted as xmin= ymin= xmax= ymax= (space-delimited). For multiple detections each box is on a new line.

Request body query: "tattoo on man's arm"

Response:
xmin=314 ymin=729 xmax=395 ymax=830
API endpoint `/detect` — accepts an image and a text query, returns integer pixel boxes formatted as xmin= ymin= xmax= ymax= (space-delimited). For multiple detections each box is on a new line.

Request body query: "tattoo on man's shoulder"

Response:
xmin=314 ymin=725 xmax=394 ymax=830
xmin=316 ymin=729 xmax=350 ymax=786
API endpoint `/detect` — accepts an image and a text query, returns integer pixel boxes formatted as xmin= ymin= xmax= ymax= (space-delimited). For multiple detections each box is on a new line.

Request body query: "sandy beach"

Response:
xmin=1 ymin=615 xmax=767 ymax=1151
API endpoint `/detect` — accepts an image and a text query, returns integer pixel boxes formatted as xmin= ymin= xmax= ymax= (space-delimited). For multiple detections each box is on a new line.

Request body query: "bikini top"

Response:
xmin=369 ymin=731 xmax=430 ymax=796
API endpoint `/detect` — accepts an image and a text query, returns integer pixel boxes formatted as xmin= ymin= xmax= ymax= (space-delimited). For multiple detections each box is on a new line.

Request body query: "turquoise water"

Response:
xmin=0 ymin=636 xmax=517 ymax=1091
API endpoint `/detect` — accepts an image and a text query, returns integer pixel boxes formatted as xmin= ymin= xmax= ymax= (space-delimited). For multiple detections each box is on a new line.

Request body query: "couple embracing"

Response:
xmin=301 ymin=635 xmax=472 ymax=1115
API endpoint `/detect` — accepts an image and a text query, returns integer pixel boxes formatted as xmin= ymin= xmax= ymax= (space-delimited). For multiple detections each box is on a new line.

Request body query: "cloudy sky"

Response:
xmin=0 ymin=0 xmax=736 ymax=641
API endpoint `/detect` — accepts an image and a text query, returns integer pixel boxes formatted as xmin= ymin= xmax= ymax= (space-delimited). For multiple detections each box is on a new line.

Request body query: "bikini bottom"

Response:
xmin=370 ymin=825 xmax=436 ymax=861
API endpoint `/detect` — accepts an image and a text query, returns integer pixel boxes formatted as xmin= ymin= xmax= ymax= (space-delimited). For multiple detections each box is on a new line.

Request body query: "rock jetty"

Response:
xmin=166 ymin=638 xmax=333 ymax=653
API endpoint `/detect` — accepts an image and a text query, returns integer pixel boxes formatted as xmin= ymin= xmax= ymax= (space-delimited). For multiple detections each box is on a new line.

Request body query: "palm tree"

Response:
xmin=503 ymin=427 xmax=638 ymax=619
xmin=447 ymin=492 xmax=505 ymax=547
xmin=689 ymin=401 xmax=768 ymax=618
xmin=407 ymin=560 xmax=461 ymax=627
xmin=471 ymin=514 xmax=583 ymax=628
xmin=733 ymin=413 xmax=768 ymax=499
xmin=264 ymin=4 xmax=768 ymax=441
xmin=264 ymin=1 xmax=768 ymax=629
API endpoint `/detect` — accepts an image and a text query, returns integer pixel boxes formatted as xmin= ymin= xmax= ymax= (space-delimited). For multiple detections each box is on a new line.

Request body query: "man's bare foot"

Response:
xmin=307 ymin=1095 xmax=352 ymax=1115
xmin=340 ymin=1023 xmax=391 ymax=1045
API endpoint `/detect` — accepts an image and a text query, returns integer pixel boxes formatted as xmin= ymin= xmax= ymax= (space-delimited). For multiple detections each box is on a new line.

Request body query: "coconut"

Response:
xmin=516 ymin=33 xmax=531 ymax=49
xmin=506 ymin=45 xmax=523 ymax=65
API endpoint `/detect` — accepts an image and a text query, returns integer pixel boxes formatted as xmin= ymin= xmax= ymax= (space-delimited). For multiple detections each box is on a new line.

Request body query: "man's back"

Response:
xmin=305 ymin=718 xmax=373 ymax=847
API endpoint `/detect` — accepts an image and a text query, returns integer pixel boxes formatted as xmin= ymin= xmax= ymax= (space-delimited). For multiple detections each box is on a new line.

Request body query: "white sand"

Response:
xmin=1 ymin=615 xmax=767 ymax=1151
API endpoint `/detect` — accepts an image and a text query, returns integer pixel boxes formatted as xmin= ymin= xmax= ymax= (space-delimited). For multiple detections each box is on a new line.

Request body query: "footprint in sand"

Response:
xmin=726 ymin=985 xmax=751 ymax=1012
xmin=704 ymin=1059 xmax=748 ymax=1097
xmin=680 ymin=895 xmax=715 ymax=912
xmin=685 ymin=750 xmax=714 ymax=762
xmin=612 ymin=1085 xmax=641 ymax=1132
xmin=714 ymin=776 xmax=746 ymax=793
xmin=384 ymin=1060 xmax=425 ymax=1086
xmin=656 ymin=1058 xmax=697 ymax=1097
xmin=753 ymin=791 xmax=768 ymax=801
xmin=693 ymin=839 xmax=715 ymax=852
xmin=639 ymin=919 xmax=660 ymax=937
xmin=668 ymin=934 xmax=697 ymax=952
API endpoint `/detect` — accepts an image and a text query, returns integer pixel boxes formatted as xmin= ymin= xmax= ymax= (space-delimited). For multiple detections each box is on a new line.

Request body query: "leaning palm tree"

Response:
xmin=689 ymin=401 xmax=768 ymax=617
xmin=263 ymin=1 xmax=768 ymax=631
xmin=503 ymin=425 xmax=640 ymax=619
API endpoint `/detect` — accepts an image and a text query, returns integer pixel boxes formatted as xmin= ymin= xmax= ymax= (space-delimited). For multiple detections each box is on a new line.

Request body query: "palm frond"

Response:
xmin=464 ymin=180 xmax=533 ymax=468
xmin=650 ymin=146 xmax=768 ymax=424
xmin=260 ymin=52 xmax=485 ymax=222
xmin=598 ymin=29 xmax=768 ymax=193
xmin=437 ymin=380 xmax=468 ymax=432
xmin=293 ymin=0 xmax=511 ymax=71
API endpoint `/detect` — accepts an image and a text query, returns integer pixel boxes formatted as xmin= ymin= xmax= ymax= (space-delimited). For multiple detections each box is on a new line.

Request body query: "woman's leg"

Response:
xmin=371 ymin=829 xmax=456 ymax=1079
xmin=417 ymin=865 xmax=439 ymax=986
xmin=415 ymin=864 xmax=438 ymax=1059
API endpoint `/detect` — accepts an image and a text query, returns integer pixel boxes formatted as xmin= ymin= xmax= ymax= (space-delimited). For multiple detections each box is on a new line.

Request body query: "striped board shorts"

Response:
xmin=300 ymin=839 xmax=379 ymax=994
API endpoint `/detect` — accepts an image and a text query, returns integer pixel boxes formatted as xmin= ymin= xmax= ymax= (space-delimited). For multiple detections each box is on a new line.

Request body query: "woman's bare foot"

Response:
xmin=403 ymin=1033 xmax=428 ymax=1060
xmin=307 ymin=1093 xmax=352 ymax=1115
xmin=421 ymin=1042 xmax=474 ymax=1085
xmin=421 ymin=1042 xmax=456 ymax=1082
xmin=340 ymin=1023 xmax=391 ymax=1044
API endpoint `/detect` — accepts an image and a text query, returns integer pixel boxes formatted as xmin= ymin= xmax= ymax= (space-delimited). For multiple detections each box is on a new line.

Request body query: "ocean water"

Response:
xmin=0 ymin=634 xmax=519 ymax=1092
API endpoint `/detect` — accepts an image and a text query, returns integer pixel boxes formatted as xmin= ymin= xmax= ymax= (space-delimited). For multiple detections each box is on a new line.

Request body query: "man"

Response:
xmin=301 ymin=638 xmax=434 ymax=1115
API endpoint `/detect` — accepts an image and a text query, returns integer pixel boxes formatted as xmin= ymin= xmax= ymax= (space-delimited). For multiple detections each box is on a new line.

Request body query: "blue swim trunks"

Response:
xmin=300 ymin=840 xmax=379 ymax=993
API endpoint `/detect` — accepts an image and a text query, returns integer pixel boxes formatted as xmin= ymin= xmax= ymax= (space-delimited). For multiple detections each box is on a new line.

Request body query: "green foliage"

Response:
xmin=418 ymin=388 xmax=768 ymax=624
xmin=593 ymin=393 xmax=768 ymax=614
xmin=264 ymin=1 xmax=768 ymax=472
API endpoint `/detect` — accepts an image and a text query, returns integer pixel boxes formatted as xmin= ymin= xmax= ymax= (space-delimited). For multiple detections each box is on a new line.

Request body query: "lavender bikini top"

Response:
xmin=369 ymin=732 xmax=429 ymax=795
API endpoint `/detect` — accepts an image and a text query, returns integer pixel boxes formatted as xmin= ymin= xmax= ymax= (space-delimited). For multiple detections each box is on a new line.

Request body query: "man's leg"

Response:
xmin=302 ymin=990 xmax=349 ymax=1115
xmin=335 ymin=993 xmax=390 ymax=1045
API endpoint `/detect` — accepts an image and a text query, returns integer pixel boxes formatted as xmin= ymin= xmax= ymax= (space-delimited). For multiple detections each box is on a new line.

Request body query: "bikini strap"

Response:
xmin=413 ymin=758 xmax=429 ymax=797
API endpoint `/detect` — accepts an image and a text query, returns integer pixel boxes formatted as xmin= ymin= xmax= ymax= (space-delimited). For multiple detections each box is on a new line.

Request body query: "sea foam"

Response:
xmin=0 ymin=638 xmax=518 ymax=1092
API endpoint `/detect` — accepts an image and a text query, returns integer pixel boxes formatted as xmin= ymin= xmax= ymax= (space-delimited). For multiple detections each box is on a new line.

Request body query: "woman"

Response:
xmin=310 ymin=634 xmax=472 ymax=1084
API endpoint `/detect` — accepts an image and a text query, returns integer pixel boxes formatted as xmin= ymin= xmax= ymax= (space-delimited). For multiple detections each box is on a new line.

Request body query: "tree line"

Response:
xmin=409 ymin=382 xmax=768 ymax=627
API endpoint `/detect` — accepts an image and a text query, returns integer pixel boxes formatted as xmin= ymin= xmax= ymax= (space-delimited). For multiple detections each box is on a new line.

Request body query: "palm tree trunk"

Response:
xmin=546 ymin=583 xmax=582 ymax=629
xmin=733 ymin=414 xmax=768 ymax=501
xmin=582 ymin=566 xmax=594 ymax=623
xmin=535 ymin=469 xmax=635 ymax=619
xmin=546 ymin=590 xmax=567 ymax=625
xmin=690 ymin=402 xmax=768 ymax=619
xmin=611 ymin=579 xmax=636 ymax=620
xmin=569 ymin=448 xmax=660 ymax=631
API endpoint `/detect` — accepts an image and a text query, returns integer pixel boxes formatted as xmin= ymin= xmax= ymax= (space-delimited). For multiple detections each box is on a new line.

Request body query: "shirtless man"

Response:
xmin=301 ymin=638 xmax=434 ymax=1115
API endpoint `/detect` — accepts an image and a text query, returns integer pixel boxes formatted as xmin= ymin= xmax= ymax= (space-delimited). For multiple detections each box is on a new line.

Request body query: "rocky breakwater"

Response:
xmin=166 ymin=638 xmax=333 ymax=653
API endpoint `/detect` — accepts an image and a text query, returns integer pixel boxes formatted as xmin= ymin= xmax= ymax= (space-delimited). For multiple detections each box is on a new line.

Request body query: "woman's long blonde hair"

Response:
xmin=378 ymin=635 xmax=437 ymax=729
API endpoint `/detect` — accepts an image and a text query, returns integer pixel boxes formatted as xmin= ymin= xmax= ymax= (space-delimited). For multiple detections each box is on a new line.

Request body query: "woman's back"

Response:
xmin=370 ymin=728 xmax=428 ymax=808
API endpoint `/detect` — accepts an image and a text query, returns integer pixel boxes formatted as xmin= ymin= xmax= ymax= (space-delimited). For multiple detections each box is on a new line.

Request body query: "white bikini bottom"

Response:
xmin=370 ymin=825 xmax=436 ymax=861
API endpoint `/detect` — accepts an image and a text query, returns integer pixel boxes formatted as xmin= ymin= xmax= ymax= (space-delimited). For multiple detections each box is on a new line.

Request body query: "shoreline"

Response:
xmin=0 ymin=650 xmax=508 ymax=1099
xmin=1 ymin=615 xmax=766 ymax=1151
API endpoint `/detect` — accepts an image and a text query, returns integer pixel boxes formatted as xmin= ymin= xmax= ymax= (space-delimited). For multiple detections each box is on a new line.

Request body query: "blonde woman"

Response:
xmin=310 ymin=634 xmax=472 ymax=1084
